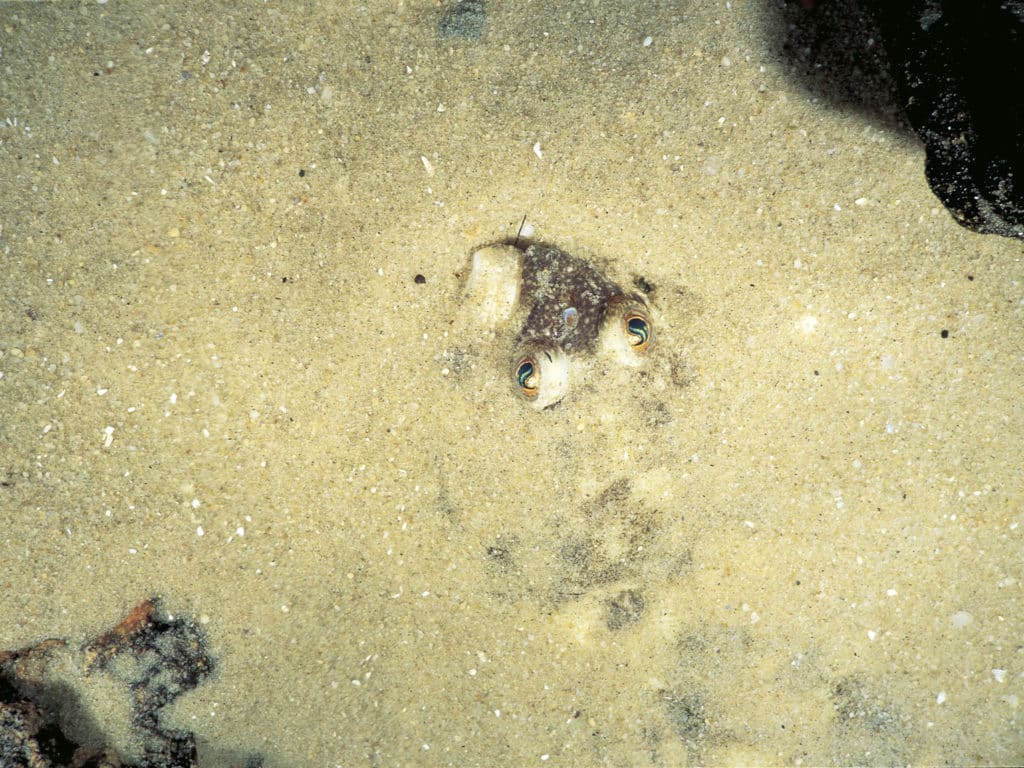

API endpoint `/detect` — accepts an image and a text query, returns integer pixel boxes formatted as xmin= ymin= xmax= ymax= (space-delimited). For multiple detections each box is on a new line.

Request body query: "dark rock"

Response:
xmin=0 ymin=698 xmax=50 ymax=768
xmin=776 ymin=0 xmax=903 ymax=126
xmin=775 ymin=0 xmax=1024 ymax=241
xmin=1 ymin=640 xmax=113 ymax=768
xmin=867 ymin=1 xmax=1024 ymax=240
xmin=83 ymin=598 xmax=212 ymax=768
xmin=1 ymin=598 xmax=262 ymax=768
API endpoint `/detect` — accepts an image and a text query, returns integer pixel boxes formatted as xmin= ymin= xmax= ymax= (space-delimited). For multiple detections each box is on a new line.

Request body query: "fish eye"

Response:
xmin=600 ymin=296 xmax=654 ymax=364
xmin=624 ymin=311 xmax=652 ymax=351
xmin=511 ymin=343 xmax=569 ymax=410
xmin=515 ymin=356 xmax=540 ymax=397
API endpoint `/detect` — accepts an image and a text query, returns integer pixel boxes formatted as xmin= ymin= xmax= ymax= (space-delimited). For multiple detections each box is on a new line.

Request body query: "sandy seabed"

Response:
xmin=1 ymin=1 xmax=1022 ymax=765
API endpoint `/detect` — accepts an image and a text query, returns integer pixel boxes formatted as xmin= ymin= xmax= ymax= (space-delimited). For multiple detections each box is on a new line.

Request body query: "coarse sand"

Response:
xmin=1 ymin=1 xmax=1022 ymax=765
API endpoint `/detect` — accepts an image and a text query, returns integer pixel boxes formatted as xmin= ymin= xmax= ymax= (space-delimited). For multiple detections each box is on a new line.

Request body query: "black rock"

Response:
xmin=869 ymin=0 xmax=1024 ymax=240
xmin=777 ymin=0 xmax=1024 ymax=241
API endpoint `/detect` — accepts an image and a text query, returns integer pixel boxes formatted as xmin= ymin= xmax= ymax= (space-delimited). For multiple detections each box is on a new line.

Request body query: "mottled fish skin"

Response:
xmin=463 ymin=240 xmax=653 ymax=410
xmin=517 ymin=244 xmax=620 ymax=354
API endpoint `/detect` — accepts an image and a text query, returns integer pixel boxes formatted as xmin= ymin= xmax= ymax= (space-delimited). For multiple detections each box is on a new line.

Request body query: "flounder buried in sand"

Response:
xmin=464 ymin=241 xmax=655 ymax=410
